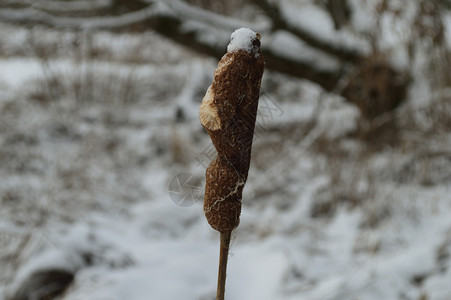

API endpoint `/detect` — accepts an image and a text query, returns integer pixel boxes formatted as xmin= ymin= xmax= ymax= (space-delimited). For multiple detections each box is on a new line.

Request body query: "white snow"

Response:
xmin=0 ymin=58 xmax=43 ymax=88
xmin=227 ymin=27 xmax=260 ymax=55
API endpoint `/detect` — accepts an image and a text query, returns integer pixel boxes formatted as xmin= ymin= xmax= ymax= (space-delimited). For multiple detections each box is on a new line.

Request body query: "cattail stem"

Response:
xmin=216 ymin=231 xmax=231 ymax=300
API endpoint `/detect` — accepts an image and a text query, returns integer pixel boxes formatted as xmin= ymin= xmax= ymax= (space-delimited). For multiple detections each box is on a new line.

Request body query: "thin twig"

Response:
xmin=216 ymin=231 xmax=231 ymax=300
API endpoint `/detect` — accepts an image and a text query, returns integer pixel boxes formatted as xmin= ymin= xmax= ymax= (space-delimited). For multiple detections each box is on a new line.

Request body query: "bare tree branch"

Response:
xmin=0 ymin=1 xmax=341 ymax=91
xmin=34 ymin=0 xmax=113 ymax=12
xmin=263 ymin=49 xmax=340 ymax=90
xmin=250 ymin=0 xmax=361 ymax=62
xmin=164 ymin=0 xmax=268 ymax=32
xmin=0 ymin=5 xmax=160 ymax=29
xmin=324 ymin=0 xmax=351 ymax=30
xmin=0 ymin=0 xmax=265 ymax=31
xmin=0 ymin=0 xmax=414 ymax=145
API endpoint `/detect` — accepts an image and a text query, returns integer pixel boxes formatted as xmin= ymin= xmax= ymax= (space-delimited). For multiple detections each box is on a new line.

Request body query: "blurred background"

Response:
xmin=0 ymin=0 xmax=450 ymax=299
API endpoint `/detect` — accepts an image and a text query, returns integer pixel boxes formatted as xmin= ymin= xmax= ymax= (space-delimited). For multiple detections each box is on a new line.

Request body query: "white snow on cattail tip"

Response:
xmin=227 ymin=28 xmax=260 ymax=56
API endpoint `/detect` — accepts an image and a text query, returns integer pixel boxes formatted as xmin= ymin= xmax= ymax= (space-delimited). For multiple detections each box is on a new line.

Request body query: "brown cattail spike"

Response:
xmin=200 ymin=28 xmax=265 ymax=232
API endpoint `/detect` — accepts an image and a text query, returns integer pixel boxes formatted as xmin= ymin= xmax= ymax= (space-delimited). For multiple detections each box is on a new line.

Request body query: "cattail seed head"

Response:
xmin=200 ymin=28 xmax=264 ymax=232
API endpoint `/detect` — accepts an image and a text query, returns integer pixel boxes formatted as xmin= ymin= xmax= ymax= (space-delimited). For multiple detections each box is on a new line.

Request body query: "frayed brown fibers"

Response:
xmin=200 ymin=46 xmax=264 ymax=233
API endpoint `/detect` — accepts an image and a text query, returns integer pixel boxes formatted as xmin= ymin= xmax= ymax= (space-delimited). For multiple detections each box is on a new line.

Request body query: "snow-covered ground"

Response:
xmin=0 ymin=15 xmax=450 ymax=300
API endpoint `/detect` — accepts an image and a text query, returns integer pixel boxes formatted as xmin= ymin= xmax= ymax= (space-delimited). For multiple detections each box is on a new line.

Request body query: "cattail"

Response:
xmin=199 ymin=28 xmax=264 ymax=299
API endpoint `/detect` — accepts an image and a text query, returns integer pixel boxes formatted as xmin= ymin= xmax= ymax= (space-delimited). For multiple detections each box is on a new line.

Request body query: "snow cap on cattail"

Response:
xmin=227 ymin=28 xmax=261 ymax=57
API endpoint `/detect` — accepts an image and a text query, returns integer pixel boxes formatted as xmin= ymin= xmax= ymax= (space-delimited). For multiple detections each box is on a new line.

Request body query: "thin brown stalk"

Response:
xmin=216 ymin=231 xmax=231 ymax=300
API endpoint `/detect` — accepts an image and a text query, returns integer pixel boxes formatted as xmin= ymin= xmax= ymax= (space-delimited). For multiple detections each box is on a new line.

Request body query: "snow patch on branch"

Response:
xmin=168 ymin=0 xmax=268 ymax=32
xmin=266 ymin=31 xmax=340 ymax=72
xmin=280 ymin=2 xmax=369 ymax=54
